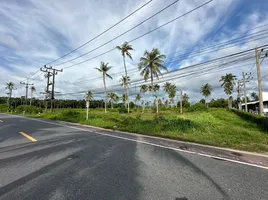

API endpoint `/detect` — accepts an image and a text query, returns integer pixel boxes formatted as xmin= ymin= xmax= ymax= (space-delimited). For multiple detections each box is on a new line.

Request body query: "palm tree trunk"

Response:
xmin=122 ymin=55 xmax=130 ymax=114
xmin=103 ymin=73 xmax=107 ymax=114
xmin=111 ymin=100 xmax=113 ymax=109
xmin=206 ymin=97 xmax=208 ymax=108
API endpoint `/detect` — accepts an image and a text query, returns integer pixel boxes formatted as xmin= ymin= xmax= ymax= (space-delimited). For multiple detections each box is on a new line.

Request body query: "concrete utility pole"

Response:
xmin=180 ymin=90 xmax=183 ymax=114
xmin=40 ymin=65 xmax=62 ymax=112
xmin=242 ymin=72 xmax=248 ymax=112
xmin=255 ymin=48 xmax=264 ymax=116
xmin=20 ymin=79 xmax=33 ymax=105
xmin=237 ymin=80 xmax=241 ymax=110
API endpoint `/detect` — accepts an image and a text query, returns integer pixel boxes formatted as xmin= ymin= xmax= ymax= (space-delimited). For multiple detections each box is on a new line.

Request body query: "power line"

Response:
xmin=60 ymin=0 xmax=213 ymax=69
xmin=53 ymin=0 xmax=181 ymax=67
xmin=66 ymin=34 xmax=268 ymax=85
xmin=46 ymin=0 xmax=154 ymax=65
xmin=56 ymin=46 xmax=260 ymax=96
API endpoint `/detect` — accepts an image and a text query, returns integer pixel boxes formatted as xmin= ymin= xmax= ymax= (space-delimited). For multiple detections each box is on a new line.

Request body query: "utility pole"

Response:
xmin=237 ymin=80 xmax=241 ymax=110
xmin=242 ymin=72 xmax=248 ymax=112
xmin=180 ymin=90 xmax=183 ymax=114
xmin=40 ymin=65 xmax=62 ymax=112
xmin=20 ymin=79 xmax=33 ymax=105
xmin=255 ymin=48 xmax=264 ymax=116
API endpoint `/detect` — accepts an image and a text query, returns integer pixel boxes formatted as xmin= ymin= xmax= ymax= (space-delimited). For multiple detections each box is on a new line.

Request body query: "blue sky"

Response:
xmin=0 ymin=0 xmax=268 ymax=102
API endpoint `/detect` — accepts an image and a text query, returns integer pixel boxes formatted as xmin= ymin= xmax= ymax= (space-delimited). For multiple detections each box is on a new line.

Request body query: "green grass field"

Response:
xmin=24 ymin=107 xmax=268 ymax=153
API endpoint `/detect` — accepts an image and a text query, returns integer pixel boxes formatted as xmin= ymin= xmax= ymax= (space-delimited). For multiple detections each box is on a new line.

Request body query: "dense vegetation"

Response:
xmin=5 ymin=104 xmax=267 ymax=153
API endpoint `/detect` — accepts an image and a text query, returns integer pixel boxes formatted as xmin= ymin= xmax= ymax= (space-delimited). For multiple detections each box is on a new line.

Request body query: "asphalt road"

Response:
xmin=0 ymin=114 xmax=268 ymax=200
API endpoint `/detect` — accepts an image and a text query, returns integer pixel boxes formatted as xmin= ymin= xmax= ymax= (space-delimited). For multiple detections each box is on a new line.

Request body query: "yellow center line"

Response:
xmin=19 ymin=132 xmax=37 ymax=142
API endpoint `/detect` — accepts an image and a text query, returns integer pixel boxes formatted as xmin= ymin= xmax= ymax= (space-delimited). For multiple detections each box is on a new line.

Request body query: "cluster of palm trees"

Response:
xmin=93 ymin=42 xmax=169 ymax=114
xmin=5 ymin=82 xmax=36 ymax=111
xmin=86 ymin=41 xmax=246 ymax=113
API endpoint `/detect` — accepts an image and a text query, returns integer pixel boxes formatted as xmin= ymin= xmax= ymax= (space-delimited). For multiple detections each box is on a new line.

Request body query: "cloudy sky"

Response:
xmin=1 ymin=0 xmax=268 ymax=103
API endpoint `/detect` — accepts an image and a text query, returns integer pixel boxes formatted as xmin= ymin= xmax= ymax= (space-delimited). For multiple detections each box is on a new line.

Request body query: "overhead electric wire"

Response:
xmin=166 ymin=29 xmax=268 ymax=62
xmin=53 ymin=0 xmax=181 ymax=67
xmin=168 ymin=25 xmax=268 ymax=57
xmin=45 ymin=0 xmax=154 ymax=65
xmin=56 ymin=45 xmax=260 ymax=96
xmin=61 ymin=0 xmax=213 ymax=70
xmin=67 ymin=33 xmax=268 ymax=85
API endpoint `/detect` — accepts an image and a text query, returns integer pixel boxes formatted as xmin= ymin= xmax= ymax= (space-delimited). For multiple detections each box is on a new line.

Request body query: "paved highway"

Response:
xmin=0 ymin=113 xmax=268 ymax=200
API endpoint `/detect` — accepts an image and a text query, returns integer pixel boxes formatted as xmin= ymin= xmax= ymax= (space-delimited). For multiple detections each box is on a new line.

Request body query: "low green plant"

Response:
xmin=16 ymin=105 xmax=41 ymax=114
xmin=188 ymin=103 xmax=208 ymax=112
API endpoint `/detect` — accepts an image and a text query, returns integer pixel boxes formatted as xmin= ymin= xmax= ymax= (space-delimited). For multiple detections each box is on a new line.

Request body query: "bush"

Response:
xmin=57 ymin=109 xmax=82 ymax=122
xmin=231 ymin=109 xmax=268 ymax=130
xmin=188 ymin=103 xmax=208 ymax=112
xmin=16 ymin=105 xmax=42 ymax=114
xmin=119 ymin=107 xmax=128 ymax=113
xmin=0 ymin=104 xmax=8 ymax=112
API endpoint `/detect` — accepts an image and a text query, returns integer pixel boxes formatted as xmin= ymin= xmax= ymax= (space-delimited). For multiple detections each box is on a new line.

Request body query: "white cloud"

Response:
xmin=0 ymin=0 xmax=268 ymax=103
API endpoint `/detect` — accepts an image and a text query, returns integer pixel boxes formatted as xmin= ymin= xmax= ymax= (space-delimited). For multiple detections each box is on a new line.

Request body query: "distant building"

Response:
xmin=241 ymin=92 xmax=268 ymax=115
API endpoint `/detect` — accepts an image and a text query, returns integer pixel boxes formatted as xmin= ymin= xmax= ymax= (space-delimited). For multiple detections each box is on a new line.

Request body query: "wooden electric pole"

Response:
xmin=255 ymin=48 xmax=264 ymax=116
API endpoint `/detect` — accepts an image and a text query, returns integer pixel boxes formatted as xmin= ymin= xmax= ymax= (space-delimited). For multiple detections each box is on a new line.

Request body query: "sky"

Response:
xmin=1 ymin=0 xmax=268 ymax=104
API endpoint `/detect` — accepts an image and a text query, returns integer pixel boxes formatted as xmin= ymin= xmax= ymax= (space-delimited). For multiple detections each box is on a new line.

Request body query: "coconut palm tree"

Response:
xmin=182 ymin=93 xmax=189 ymax=106
xmin=95 ymin=62 xmax=113 ymax=113
xmin=141 ymin=100 xmax=145 ymax=113
xmin=200 ymin=83 xmax=212 ymax=108
xmin=120 ymin=75 xmax=130 ymax=108
xmin=85 ymin=91 xmax=94 ymax=109
xmin=30 ymin=86 xmax=36 ymax=106
xmin=116 ymin=42 xmax=134 ymax=114
xmin=219 ymin=73 xmax=236 ymax=108
xmin=168 ymin=84 xmax=177 ymax=107
xmin=135 ymin=94 xmax=141 ymax=108
xmin=6 ymin=82 xmax=15 ymax=111
xmin=107 ymin=92 xmax=119 ymax=109
xmin=122 ymin=94 xmax=127 ymax=107
xmin=138 ymin=48 xmax=167 ymax=85
xmin=138 ymin=48 xmax=167 ymax=114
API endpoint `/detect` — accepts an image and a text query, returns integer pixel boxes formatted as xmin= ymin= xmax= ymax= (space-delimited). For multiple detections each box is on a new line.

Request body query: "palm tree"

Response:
xmin=122 ymin=94 xmax=127 ymax=107
xmin=250 ymin=92 xmax=259 ymax=101
xmin=138 ymin=48 xmax=167 ymax=114
xmin=107 ymin=92 xmax=119 ymax=109
xmin=120 ymin=75 xmax=130 ymax=108
xmin=6 ymin=82 xmax=15 ymax=111
xmin=116 ymin=42 xmax=134 ymax=114
xmin=182 ymin=93 xmax=189 ymax=106
xmin=168 ymin=84 xmax=177 ymax=107
xmin=30 ymin=86 xmax=36 ymax=106
xmin=200 ymin=83 xmax=212 ymax=108
xmin=135 ymin=94 xmax=141 ymax=108
xmin=219 ymin=73 xmax=236 ymax=108
xmin=141 ymin=100 xmax=145 ymax=113
xmin=85 ymin=91 xmax=94 ymax=109
xmin=138 ymin=48 xmax=167 ymax=85
xmin=95 ymin=62 xmax=113 ymax=113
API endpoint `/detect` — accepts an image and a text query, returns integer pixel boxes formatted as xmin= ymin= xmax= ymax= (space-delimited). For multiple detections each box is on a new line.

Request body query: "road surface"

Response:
xmin=0 ymin=113 xmax=268 ymax=200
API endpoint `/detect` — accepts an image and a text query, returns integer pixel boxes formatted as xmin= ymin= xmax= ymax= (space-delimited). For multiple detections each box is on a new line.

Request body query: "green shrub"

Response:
xmin=16 ymin=105 xmax=41 ymax=114
xmin=119 ymin=107 xmax=128 ymax=113
xmin=231 ymin=109 xmax=268 ymax=130
xmin=0 ymin=104 xmax=8 ymax=112
xmin=188 ymin=103 xmax=208 ymax=112
xmin=57 ymin=109 xmax=82 ymax=122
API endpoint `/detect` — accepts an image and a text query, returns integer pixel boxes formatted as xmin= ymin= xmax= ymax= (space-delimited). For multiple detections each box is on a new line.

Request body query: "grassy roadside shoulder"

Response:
xmin=18 ymin=108 xmax=268 ymax=153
